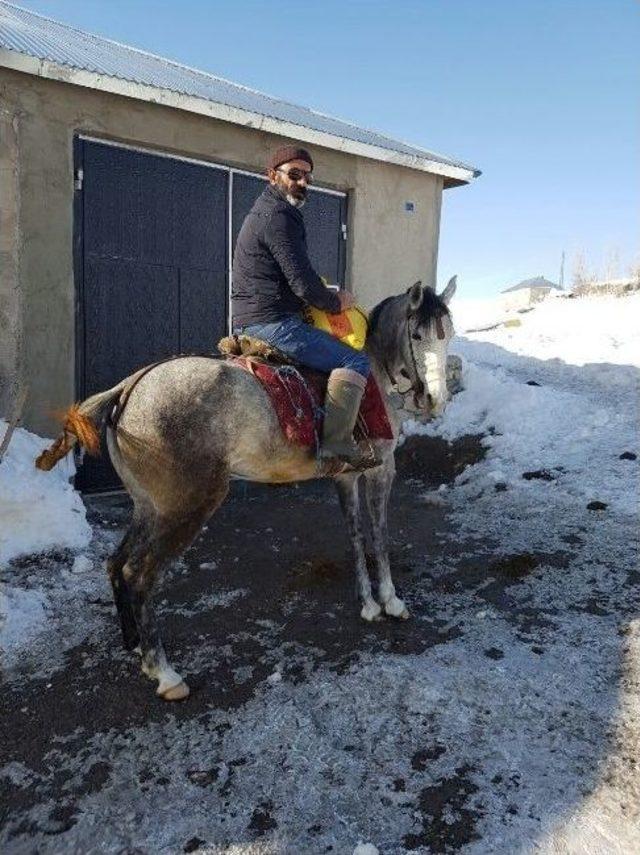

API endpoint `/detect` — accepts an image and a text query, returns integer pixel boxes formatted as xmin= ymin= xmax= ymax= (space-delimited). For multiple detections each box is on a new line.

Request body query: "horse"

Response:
xmin=36 ymin=278 xmax=457 ymax=700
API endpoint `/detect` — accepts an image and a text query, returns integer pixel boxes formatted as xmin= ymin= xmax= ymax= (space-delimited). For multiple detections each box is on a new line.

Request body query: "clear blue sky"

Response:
xmin=18 ymin=0 xmax=639 ymax=297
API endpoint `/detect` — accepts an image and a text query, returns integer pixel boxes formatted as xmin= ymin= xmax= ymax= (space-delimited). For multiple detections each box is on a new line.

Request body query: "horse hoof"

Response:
xmin=361 ymin=601 xmax=382 ymax=622
xmin=384 ymin=596 xmax=409 ymax=619
xmin=159 ymin=681 xmax=190 ymax=701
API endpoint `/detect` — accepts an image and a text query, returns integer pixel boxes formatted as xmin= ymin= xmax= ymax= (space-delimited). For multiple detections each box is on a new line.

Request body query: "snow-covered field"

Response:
xmin=408 ymin=292 xmax=639 ymax=536
xmin=1 ymin=292 xmax=638 ymax=853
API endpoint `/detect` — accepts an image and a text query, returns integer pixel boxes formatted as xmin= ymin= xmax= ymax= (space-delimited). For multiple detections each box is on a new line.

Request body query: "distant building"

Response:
xmin=500 ymin=276 xmax=561 ymax=311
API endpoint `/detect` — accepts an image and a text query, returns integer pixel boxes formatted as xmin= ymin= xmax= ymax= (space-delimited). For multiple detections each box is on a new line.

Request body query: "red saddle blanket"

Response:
xmin=232 ymin=357 xmax=393 ymax=448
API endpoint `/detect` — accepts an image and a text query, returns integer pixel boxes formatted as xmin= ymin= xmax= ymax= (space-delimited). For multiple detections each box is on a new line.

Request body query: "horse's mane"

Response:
xmin=368 ymin=295 xmax=396 ymax=333
xmin=368 ymin=287 xmax=450 ymax=334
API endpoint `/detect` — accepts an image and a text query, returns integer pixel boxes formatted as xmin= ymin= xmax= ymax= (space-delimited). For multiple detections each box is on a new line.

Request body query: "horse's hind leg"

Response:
xmin=106 ymin=523 xmax=142 ymax=650
xmin=364 ymin=461 xmax=409 ymax=619
xmin=127 ymin=553 xmax=188 ymax=701
xmin=126 ymin=487 xmax=228 ymax=700
xmin=334 ymin=472 xmax=381 ymax=621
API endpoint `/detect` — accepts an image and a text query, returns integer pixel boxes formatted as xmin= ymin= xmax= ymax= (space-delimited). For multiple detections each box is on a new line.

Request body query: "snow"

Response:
xmin=0 ymin=421 xmax=92 ymax=565
xmin=0 ymin=585 xmax=48 ymax=656
xmin=0 ymin=421 xmax=93 ymax=668
xmin=406 ymin=293 xmax=640 ymax=539
xmin=71 ymin=554 xmax=93 ymax=574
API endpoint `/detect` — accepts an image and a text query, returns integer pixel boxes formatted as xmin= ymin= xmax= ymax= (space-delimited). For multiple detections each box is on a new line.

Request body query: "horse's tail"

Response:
xmin=35 ymin=380 xmax=129 ymax=472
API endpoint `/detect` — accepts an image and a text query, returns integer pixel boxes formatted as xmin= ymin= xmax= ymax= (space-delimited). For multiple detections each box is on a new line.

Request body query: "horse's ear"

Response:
xmin=440 ymin=275 xmax=457 ymax=305
xmin=408 ymin=281 xmax=423 ymax=311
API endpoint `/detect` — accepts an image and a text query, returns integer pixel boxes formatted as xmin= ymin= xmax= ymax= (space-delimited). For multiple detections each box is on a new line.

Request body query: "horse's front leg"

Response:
xmin=334 ymin=472 xmax=381 ymax=621
xmin=364 ymin=459 xmax=409 ymax=619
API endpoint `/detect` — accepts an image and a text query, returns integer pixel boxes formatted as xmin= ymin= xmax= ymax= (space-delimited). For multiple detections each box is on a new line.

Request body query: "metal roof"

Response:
xmin=0 ymin=1 xmax=480 ymax=184
xmin=502 ymin=277 xmax=561 ymax=294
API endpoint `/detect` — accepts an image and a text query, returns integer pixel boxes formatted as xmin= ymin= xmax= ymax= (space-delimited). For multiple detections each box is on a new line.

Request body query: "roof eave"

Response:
xmin=0 ymin=48 xmax=480 ymax=185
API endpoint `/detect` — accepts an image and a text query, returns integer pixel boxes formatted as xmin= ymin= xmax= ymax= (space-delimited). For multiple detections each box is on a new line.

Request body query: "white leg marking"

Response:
xmin=378 ymin=583 xmax=409 ymax=619
xmin=140 ymin=655 xmax=188 ymax=700
xmin=361 ymin=599 xmax=382 ymax=622
xmin=154 ymin=665 xmax=184 ymax=696
xmin=378 ymin=581 xmax=395 ymax=604
xmin=384 ymin=595 xmax=409 ymax=619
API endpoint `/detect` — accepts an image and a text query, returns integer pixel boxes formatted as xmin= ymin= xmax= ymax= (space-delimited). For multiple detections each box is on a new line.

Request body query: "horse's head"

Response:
xmin=369 ymin=277 xmax=457 ymax=418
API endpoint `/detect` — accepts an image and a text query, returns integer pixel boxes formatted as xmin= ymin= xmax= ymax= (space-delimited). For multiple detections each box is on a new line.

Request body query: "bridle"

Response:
xmin=382 ymin=311 xmax=447 ymax=410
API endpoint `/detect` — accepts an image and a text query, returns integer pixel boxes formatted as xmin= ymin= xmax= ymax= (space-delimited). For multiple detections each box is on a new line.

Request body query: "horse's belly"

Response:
xmin=228 ymin=434 xmax=319 ymax=484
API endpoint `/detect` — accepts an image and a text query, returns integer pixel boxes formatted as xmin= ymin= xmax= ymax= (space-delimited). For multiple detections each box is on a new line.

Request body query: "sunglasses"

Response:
xmin=276 ymin=167 xmax=313 ymax=183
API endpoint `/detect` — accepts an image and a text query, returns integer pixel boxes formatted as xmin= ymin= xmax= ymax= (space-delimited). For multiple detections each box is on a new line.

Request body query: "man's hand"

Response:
xmin=337 ymin=290 xmax=356 ymax=311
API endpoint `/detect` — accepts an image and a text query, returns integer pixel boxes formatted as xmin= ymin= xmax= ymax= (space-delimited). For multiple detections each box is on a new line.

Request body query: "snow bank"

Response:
xmin=456 ymin=291 xmax=640 ymax=367
xmin=0 ymin=421 xmax=91 ymax=565
xmin=406 ymin=293 xmax=640 ymax=529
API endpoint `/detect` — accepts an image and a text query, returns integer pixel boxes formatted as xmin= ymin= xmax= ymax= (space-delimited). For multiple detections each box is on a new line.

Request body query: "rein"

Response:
xmin=386 ymin=316 xmax=423 ymax=409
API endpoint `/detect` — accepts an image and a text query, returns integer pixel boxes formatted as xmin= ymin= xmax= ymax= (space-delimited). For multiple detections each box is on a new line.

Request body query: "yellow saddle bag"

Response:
xmin=305 ymin=303 xmax=369 ymax=351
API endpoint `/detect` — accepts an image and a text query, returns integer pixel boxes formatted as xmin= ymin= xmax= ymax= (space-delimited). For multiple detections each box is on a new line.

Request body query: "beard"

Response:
xmin=286 ymin=193 xmax=306 ymax=208
xmin=274 ymin=175 xmax=307 ymax=208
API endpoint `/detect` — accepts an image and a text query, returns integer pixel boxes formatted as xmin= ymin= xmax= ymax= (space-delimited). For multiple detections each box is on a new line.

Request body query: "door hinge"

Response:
xmin=341 ymin=223 xmax=347 ymax=240
xmin=74 ymin=168 xmax=84 ymax=191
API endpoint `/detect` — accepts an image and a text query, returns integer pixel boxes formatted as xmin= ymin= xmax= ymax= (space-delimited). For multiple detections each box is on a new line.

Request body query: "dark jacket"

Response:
xmin=231 ymin=184 xmax=341 ymax=329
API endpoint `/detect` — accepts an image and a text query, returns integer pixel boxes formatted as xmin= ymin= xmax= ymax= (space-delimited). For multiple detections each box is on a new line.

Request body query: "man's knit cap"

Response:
xmin=267 ymin=145 xmax=314 ymax=172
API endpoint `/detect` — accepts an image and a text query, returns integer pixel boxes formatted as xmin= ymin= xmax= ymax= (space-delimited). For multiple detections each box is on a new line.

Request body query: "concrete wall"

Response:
xmin=0 ymin=106 xmax=22 ymax=426
xmin=0 ymin=68 xmax=444 ymax=435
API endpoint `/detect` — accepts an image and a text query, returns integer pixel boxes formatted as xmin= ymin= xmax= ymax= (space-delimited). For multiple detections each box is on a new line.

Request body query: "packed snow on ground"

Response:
xmin=0 ymin=421 xmax=94 ymax=667
xmin=406 ymin=292 xmax=640 ymax=545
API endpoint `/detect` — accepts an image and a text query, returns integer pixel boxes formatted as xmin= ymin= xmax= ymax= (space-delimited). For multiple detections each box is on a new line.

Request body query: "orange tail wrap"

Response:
xmin=35 ymin=404 xmax=101 ymax=471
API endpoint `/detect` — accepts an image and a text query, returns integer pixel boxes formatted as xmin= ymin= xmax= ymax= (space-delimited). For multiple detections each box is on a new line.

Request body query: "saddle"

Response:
xmin=218 ymin=334 xmax=296 ymax=364
xmin=217 ymin=334 xmax=393 ymax=449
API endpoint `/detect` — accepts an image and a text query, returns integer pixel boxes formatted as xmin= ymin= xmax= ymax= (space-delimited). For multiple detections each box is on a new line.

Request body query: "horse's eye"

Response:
xmin=411 ymin=333 xmax=422 ymax=341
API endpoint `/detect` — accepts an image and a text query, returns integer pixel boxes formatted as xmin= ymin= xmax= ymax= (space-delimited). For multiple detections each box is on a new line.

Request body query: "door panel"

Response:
xmin=300 ymin=190 xmax=346 ymax=286
xmin=179 ymin=269 xmax=228 ymax=353
xmin=76 ymin=140 xmax=228 ymax=492
xmin=84 ymin=257 xmax=180 ymax=391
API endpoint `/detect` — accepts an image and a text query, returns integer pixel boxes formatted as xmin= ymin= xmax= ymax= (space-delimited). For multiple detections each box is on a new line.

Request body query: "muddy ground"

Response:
xmin=1 ymin=434 xmax=638 ymax=854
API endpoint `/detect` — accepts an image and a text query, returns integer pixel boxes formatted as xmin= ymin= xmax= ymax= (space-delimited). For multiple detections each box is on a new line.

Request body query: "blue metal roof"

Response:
xmin=0 ymin=1 xmax=479 ymax=179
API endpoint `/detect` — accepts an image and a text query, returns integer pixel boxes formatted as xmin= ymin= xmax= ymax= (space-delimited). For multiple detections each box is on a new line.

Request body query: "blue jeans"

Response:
xmin=236 ymin=314 xmax=370 ymax=379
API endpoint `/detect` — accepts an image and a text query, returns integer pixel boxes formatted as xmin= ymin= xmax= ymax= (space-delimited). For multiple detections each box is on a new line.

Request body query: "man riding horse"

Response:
xmin=232 ymin=144 xmax=374 ymax=469
xmin=36 ymin=145 xmax=458 ymax=700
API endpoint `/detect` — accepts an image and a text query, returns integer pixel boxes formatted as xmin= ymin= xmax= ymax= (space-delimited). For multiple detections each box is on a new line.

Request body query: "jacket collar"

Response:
xmin=265 ymin=183 xmax=302 ymax=212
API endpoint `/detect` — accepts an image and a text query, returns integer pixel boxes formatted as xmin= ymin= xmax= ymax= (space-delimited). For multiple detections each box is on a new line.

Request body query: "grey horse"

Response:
xmin=37 ymin=278 xmax=456 ymax=700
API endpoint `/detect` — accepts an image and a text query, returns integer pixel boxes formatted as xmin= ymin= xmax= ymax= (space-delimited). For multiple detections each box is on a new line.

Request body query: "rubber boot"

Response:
xmin=319 ymin=370 xmax=380 ymax=470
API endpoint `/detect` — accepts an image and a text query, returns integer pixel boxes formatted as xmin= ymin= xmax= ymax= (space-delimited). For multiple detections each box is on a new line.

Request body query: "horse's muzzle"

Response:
xmin=427 ymin=393 xmax=449 ymax=418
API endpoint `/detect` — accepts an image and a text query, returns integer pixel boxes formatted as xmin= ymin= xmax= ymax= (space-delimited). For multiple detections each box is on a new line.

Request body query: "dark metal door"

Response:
xmin=75 ymin=140 xmax=228 ymax=492
xmin=231 ymin=174 xmax=347 ymax=296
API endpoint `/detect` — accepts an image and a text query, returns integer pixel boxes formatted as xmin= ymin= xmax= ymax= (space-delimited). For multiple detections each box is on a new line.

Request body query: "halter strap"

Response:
xmin=382 ymin=314 xmax=424 ymax=409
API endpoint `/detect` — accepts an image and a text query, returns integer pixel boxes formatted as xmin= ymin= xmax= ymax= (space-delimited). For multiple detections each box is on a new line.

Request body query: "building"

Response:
xmin=500 ymin=276 xmax=561 ymax=311
xmin=0 ymin=1 xmax=479 ymax=487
